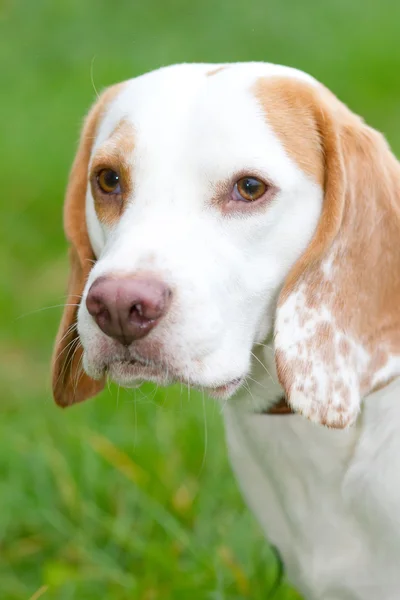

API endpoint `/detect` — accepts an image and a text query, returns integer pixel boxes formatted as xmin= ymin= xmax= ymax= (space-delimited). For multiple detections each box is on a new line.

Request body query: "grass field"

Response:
xmin=1 ymin=1 xmax=400 ymax=598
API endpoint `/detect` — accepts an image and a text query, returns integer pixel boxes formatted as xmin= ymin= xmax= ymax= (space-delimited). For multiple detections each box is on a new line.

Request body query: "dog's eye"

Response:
xmin=97 ymin=169 xmax=121 ymax=194
xmin=234 ymin=177 xmax=266 ymax=202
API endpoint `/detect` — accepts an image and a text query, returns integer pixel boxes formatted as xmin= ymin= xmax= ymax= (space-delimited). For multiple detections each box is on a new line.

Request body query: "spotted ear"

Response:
xmin=52 ymin=86 xmax=121 ymax=407
xmin=274 ymin=82 xmax=400 ymax=428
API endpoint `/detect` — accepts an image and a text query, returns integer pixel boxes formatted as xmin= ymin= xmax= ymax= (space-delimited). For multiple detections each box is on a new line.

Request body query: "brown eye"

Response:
xmin=234 ymin=177 xmax=267 ymax=202
xmin=97 ymin=169 xmax=121 ymax=194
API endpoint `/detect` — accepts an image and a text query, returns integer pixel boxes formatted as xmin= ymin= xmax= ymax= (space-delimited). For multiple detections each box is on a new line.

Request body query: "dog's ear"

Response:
xmin=273 ymin=80 xmax=400 ymax=428
xmin=52 ymin=85 xmax=122 ymax=407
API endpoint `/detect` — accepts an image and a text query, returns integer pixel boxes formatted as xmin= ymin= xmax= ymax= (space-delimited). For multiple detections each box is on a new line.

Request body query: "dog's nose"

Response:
xmin=86 ymin=276 xmax=171 ymax=345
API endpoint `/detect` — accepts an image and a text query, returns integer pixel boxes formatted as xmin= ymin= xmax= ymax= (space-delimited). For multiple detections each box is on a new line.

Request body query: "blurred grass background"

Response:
xmin=1 ymin=0 xmax=400 ymax=598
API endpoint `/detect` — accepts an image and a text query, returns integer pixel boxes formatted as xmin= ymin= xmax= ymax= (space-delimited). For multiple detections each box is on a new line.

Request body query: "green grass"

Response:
xmin=1 ymin=0 xmax=400 ymax=597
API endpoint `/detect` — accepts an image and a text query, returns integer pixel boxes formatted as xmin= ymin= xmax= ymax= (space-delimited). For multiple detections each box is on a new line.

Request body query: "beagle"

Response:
xmin=52 ymin=63 xmax=400 ymax=599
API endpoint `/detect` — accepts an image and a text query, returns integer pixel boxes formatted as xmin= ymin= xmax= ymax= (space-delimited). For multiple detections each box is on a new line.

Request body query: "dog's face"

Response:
xmin=53 ymin=62 xmax=400 ymax=428
xmin=79 ymin=64 xmax=322 ymax=397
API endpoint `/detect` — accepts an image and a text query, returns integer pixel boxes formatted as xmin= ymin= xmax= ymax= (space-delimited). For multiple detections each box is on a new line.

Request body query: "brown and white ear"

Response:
xmin=274 ymin=82 xmax=400 ymax=428
xmin=52 ymin=85 xmax=122 ymax=407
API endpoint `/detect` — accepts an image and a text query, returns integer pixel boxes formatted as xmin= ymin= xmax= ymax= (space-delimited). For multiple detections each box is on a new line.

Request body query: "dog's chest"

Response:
xmin=224 ymin=389 xmax=400 ymax=600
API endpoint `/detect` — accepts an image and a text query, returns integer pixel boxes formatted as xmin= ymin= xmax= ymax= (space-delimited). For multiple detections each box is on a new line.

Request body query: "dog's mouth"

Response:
xmin=106 ymin=358 xmax=173 ymax=387
xmin=103 ymin=357 xmax=244 ymax=398
xmin=204 ymin=377 xmax=244 ymax=399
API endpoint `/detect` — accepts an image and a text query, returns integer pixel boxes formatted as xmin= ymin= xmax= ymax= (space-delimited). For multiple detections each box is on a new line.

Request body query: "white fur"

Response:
xmin=226 ymin=366 xmax=400 ymax=599
xmin=75 ymin=63 xmax=400 ymax=597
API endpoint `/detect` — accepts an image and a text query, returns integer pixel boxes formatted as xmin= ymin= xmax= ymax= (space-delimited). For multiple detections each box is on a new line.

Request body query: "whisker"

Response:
xmin=56 ymin=321 xmax=78 ymax=348
xmin=243 ymin=379 xmax=257 ymax=407
xmin=254 ymin=341 xmax=273 ymax=350
xmin=179 ymin=381 xmax=184 ymax=405
xmin=219 ymin=392 xmax=231 ymax=414
xmin=133 ymin=390 xmax=138 ymax=450
xmin=54 ymin=336 xmax=81 ymax=390
xmin=90 ymin=55 xmax=100 ymax=99
xmin=16 ymin=304 xmax=81 ymax=320
xmin=72 ymin=351 xmax=85 ymax=395
xmin=136 ymin=386 xmax=154 ymax=405
xmin=116 ymin=384 xmax=121 ymax=409
xmin=250 ymin=351 xmax=276 ymax=383
xmin=198 ymin=389 xmax=208 ymax=476
xmin=84 ymin=258 xmax=96 ymax=266
xmin=106 ymin=374 xmax=113 ymax=395
xmin=212 ymin=390 xmax=218 ymax=419
xmin=138 ymin=384 xmax=159 ymax=407
xmin=54 ymin=335 xmax=80 ymax=374
xmin=245 ymin=374 xmax=269 ymax=390
xmin=160 ymin=385 xmax=168 ymax=409
xmin=70 ymin=341 xmax=83 ymax=385
xmin=53 ymin=334 xmax=80 ymax=366
xmin=150 ymin=384 xmax=159 ymax=403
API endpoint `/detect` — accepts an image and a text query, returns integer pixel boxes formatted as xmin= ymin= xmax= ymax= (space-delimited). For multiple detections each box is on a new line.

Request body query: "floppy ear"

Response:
xmin=52 ymin=85 xmax=122 ymax=407
xmin=274 ymin=82 xmax=400 ymax=428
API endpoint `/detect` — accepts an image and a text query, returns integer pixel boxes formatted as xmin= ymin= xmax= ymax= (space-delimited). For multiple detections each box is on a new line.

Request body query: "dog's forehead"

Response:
xmin=93 ymin=62 xmax=319 ymax=174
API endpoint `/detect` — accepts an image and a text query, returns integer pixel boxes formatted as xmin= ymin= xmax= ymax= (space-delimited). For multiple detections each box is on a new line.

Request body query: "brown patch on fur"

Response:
xmin=52 ymin=83 xmax=125 ymax=407
xmin=254 ymin=78 xmax=324 ymax=186
xmin=207 ymin=66 xmax=227 ymax=77
xmin=334 ymin=381 xmax=350 ymax=406
xmin=111 ymin=118 xmax=135 ymax=153
xmin=339 ymin=338 xmax=350 ymax=357
xmin=314 ymin=322 xmax=335 ymax=363
xmin=270 ymin=76 xmax=400 ymax=426
xmin=265 ymin=396 xmax=293 ymax=415
xmin=254 ymin=78 xmax=364 ymax=297
xmin=90 ymin=118 xmax=135 ymax=225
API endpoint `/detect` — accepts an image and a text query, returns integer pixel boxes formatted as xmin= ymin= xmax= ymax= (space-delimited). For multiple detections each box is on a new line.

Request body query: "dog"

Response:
xmin=52 ymin=62 xmax=400 ymax=599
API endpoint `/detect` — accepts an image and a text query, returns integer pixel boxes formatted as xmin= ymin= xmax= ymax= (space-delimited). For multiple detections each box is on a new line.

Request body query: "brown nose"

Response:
xmin=86 ymin=276 xmax=171 ymax=345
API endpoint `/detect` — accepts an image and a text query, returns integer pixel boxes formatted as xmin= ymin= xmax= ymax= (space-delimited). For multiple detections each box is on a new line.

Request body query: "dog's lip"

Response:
xmin=105 ymin=358 xmax=173 ymax=386
xmin=107 ymin=357 xmax=165 ymax=374
xmin=104 ymin=358 xmax=244 ymax=396
xmin=127 ymin=357 xmax=154 ymax=368
xmin=203 ymin=376 xmax=244 ymax=398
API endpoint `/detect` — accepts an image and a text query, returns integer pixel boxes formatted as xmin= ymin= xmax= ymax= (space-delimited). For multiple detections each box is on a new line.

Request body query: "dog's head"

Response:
xmin=52 ymin=62 xmax=400 ymax=428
